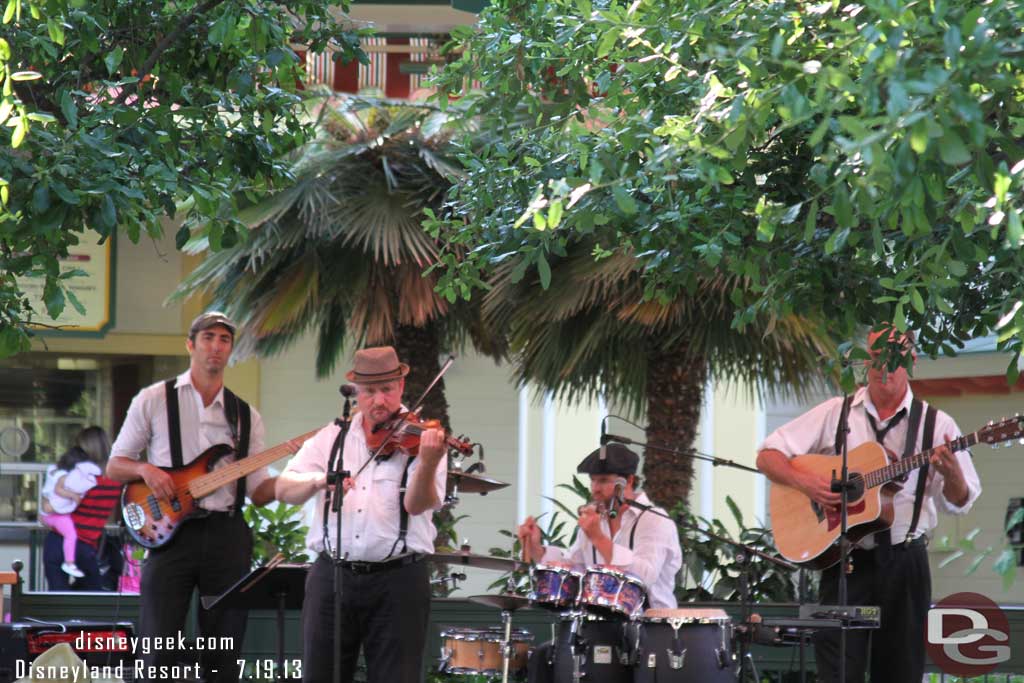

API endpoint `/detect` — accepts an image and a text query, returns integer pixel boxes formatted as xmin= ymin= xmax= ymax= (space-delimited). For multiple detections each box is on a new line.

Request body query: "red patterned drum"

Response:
xmin=529 ymin=563 xmax=583 ymax=610
xmin=578 ymin=567 xmax=647 ymax=619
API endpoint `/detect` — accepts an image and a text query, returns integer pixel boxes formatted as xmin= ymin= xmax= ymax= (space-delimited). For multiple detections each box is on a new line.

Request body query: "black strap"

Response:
xmin=388 ymin=457 xmax=416 ymax=558
xmin=164 ymin=379 xmax=184 ymax=468
xmin=905 ymin=404 xmax=937 ymax=543
xmin=222 ymin=387 xmax=251 ymax=514
xmin=628 ymin=508 xmax=647 ymax=550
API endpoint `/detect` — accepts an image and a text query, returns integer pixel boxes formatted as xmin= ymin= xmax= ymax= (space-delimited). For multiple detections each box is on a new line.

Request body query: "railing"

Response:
xmin=6 ymin=573 xmax=1024 ymax=681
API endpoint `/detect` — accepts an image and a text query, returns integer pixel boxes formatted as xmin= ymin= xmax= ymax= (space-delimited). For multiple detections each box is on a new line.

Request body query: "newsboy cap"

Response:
xmin=576 ymin=443 xmax=640 ymax=476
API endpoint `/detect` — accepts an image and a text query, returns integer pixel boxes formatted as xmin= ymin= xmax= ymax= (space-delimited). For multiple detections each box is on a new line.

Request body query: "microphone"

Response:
xmin=600 ymin=416 xmax=612 ymax=446
xmin=339 ymin=384 xmax=355 ymax=422
xmin=608 ymin=476 xmax=627 ymax=519
xmin=599 ymin=416 xmax=608 ymax=462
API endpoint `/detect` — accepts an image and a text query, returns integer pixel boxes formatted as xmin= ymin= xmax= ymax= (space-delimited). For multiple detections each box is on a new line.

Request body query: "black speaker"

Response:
xmin=0 ymin=620 xmax=136 ymax=683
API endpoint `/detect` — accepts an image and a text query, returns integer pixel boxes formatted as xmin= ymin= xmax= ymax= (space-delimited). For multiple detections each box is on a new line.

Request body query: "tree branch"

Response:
xmin=115 ymin=0 xmax=229 ymax=106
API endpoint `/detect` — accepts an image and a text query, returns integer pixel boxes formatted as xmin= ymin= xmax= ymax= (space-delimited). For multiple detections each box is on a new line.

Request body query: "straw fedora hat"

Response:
xmin=345 ymin=346 xmax=410 ymax=384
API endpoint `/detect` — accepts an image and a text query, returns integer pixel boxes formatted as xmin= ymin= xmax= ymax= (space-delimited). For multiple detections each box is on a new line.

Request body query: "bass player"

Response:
xmin=107 ymin=311 xmax=277 ymax=682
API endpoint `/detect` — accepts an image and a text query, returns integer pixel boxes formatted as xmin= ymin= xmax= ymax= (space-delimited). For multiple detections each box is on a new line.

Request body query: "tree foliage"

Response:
xmin=430 ymin=0 xmax=1024 ymax=385
xmin=0 ymin=0 xmax=367 ymax=354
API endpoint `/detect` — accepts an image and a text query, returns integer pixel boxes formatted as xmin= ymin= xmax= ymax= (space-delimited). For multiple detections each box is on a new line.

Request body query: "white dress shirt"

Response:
xmin=110 ymin=370 xmax=269 ymax=512
xmin=541 ymin=491 xmax=682 ymax=608
xmin=759 ymin=386 xmax=982 ymax=546
xmin=284 ymin=411 xmax=447 ymax=560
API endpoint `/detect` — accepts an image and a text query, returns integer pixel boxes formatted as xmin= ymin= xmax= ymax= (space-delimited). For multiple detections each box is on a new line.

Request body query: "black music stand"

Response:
xmin=201 ymin=563 xmax=308 ymax=682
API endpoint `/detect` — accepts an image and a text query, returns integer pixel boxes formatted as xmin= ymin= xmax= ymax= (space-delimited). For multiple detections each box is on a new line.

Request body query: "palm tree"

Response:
xmin=483 ymin=245 xmax=838 ymax=508
xmin=172 ymin=97 xmax=505 ymax=425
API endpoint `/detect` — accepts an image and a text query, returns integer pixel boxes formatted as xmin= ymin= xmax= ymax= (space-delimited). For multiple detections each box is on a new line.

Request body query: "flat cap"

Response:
xmin=576 ymin=443 xmax=639 ymax=476
xmin=188 ymin=311 xmax=236 ymax=338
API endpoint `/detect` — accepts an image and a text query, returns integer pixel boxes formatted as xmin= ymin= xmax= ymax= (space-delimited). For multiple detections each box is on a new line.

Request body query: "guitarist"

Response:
xmin=756 ymin=326 xmax=981 ymax=683
xmin=106 ymin=311 xmax=277 ymax=682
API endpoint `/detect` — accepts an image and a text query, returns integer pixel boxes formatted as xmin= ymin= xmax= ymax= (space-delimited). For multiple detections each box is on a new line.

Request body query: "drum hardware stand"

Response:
xmin=499 ymin=608 xmax=515 ymax=683
xmin=566 ymin=609 xmax=587 ymax=683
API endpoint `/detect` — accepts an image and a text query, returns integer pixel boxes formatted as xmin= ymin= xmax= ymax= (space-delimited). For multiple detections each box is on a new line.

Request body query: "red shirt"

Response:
xmin=70 ymin=476 xmax=122 ymax=548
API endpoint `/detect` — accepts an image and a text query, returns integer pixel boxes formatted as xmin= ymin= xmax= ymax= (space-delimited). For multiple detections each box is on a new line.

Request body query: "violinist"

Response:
xmin=276 ymin=346 xmax=447 ymax=683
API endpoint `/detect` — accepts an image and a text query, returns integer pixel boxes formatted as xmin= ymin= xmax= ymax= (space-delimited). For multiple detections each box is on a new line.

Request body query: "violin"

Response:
xmin=367 ymin=410 xmax=475 ymax=458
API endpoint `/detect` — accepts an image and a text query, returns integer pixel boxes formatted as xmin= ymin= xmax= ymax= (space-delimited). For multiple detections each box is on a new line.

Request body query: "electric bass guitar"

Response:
xmin=121 ymin=430 xmax=319 ymax=549
xmin=769 ymin=416 xmax=1023 ymax=569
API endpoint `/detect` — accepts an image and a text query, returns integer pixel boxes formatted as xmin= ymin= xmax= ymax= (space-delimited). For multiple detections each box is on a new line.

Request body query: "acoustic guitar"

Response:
xmin=121 ymin=429 xmax=319 ymax=549
xmin=769 ymin=416 xmax=1023 ymax=569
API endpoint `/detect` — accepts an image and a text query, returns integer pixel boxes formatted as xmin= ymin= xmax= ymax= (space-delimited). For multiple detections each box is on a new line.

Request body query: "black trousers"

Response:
xmin=302 ymin=554 xmax=431 ymax=683
xmin=138 ymin=512 xmax=253 ymax=682
xmin=813 ymin=540 xmax=931 ymax=683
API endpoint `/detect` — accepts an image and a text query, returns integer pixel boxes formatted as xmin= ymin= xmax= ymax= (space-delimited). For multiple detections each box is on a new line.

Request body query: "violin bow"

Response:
xmin=352 ymin=354 xmax=457 ymax=479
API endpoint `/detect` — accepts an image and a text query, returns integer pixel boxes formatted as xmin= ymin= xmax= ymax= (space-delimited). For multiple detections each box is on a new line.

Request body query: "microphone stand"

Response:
xmin=601 ymin=432 xmax=761 ymax=474
xmin=326 ymin=387 xmax=354 ymax=683
xmin=830 ymin=390 xmax=855 ymax=683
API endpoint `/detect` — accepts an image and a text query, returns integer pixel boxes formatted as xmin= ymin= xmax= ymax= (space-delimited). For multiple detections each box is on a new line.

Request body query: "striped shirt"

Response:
xmin=70 ymin=476 xmax=122 ymax=548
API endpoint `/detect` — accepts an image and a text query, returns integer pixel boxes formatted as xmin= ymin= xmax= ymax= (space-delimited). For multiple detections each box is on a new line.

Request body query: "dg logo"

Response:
xmin=926 ymin=592 xmax=1011 ymax=677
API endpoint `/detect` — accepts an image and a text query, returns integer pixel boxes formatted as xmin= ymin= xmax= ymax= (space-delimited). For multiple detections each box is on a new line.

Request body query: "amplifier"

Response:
xmin=0 ymin=620 xmax=136 ymax=683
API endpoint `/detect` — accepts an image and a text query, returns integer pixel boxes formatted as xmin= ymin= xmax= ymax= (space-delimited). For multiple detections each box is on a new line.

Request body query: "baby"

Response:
xmin=40 ymin=446 xmax=103 ymax=578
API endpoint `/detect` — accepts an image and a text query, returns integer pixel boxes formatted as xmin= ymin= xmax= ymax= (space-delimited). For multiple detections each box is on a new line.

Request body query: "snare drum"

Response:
xmin=439 ymin=626 xmax=534 ymax=678
xmin=634 ymin=608 xmax=735 ymax=682
xmin=578 ymin=567 xmax=647 ymax=619
xmin=529 ymin=563 xmax=582 ymax=610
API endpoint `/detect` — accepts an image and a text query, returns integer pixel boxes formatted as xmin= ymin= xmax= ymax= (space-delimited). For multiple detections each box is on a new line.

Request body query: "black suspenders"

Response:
xmin=832 ymin=394 xmax=938 ymax=544
xmin=164 ymin=378 xmax=251 ymax=511
xmin=591 ymin=508 xmax=648 ymax=564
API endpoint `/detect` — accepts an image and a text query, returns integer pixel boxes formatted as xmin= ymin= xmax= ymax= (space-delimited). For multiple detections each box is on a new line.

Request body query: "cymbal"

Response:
xmin=447 ymin=470 xmax=510 ymax=494
xmin=427 ymin=551 xmax=526 ymax=572
xmin=468 ymin=593 xmax=532 ymax=611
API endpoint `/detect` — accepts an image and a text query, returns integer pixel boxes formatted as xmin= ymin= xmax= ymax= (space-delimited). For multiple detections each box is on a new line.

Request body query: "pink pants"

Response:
xmin=40 ymin=513 xmax=77 ymax=564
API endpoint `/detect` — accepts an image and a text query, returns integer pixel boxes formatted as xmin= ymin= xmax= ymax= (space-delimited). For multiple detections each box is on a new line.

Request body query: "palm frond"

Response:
xmin=174 ymin=96 xmax=506 ymax=376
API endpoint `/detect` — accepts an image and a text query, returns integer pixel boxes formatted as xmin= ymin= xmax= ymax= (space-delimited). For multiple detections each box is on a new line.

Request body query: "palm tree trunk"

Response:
xmin=393 ymin=320 xmax=450 ymax=430
xmin=642 ymin=337 xmax=708 ymax=510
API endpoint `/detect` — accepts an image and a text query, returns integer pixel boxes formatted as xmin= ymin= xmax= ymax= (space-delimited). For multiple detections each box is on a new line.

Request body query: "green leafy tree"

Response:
xmin=429 ymin=0 xmax=1024 ymax=387
xmin=0 ymin=0 xmax=367 ymax=354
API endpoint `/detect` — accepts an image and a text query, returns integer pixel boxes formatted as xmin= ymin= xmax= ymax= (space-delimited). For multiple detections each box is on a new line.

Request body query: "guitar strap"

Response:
xmin=164 ymin=380 xmax=184 ymax=469
xmin=905 ymin=404 xmax=937 ymax=544
xmin=223 ymin=387 xmax=252 ymax=515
